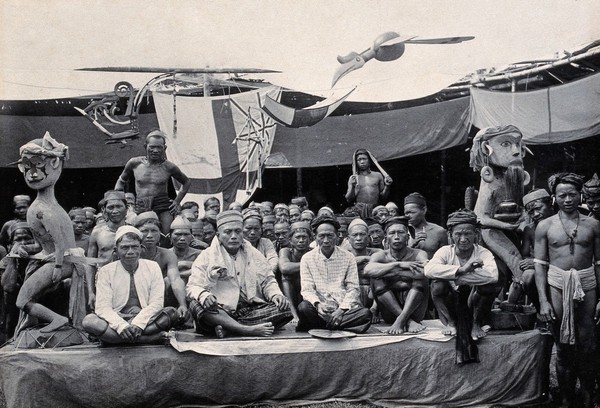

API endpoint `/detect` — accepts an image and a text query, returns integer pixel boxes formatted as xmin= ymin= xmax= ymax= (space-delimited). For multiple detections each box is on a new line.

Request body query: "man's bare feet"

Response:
xmin=441 ymin=323 xmax=456 ymax=336
xmin=370 ymin=311 xmax=381 ymax=324
xmin=471 ymin=322 xmax=487 ymax=340
xmin=246 ymin=322 xmax=274 ymax=337
xmin=387 ymin=317 xmax=405 ymax=335
xmin=407 ymin=320 xmax=426 ymax=333
xmin=39 ymin=316 xmax=69 ymax=333
xmin=214 ymin=325 xmax=227 ymax=339
xmin=290 ymin=317 xmax=299 ymax=325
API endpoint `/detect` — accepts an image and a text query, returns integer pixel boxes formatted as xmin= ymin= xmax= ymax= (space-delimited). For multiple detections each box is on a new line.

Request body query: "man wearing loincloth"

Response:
xmin=297 ymin=214 xmax=372 ymax=333
xmin=115 ymin=129 xmax=190 ymax=236
xmin=534 ymin=173 xmax=600 ymax=407
xmin=345 ymin=149 xmax=393 ymax=218
xmin=364 ymin=216 xmax=428 ymax=334
xmin=187 ymin=210 xmax=291 ymax=338
xmin=82 ymin=226 xmax=177 ymax=344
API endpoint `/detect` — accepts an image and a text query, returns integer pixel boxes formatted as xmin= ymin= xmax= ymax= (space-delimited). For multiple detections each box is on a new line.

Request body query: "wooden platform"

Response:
xmin=0 ymin=322 xmax=552 ymax=407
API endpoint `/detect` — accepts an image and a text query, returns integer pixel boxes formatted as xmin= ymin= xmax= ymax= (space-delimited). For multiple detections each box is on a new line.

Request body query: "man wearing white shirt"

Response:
xmin=82 ymin=226 xmax=177 ymax=344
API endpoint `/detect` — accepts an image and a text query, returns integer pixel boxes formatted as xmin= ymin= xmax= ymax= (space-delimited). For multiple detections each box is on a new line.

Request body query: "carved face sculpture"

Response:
xmin=19 ymin=153 xmax=63 ymax=190
xmin=484 ymin=133 xmax=525 ymax=169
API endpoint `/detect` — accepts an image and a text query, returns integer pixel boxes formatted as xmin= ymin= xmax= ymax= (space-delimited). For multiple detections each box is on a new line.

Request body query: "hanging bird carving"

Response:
xmin=332 ymin=32 xmax=474 ymax=87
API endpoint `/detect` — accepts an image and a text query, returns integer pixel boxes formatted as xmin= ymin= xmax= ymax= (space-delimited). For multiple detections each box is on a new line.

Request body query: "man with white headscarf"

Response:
xmin=82 ymin=226 xmax=177 ymax=344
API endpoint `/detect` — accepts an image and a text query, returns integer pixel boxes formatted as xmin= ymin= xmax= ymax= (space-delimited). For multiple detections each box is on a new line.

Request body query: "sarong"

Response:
xmin=547 ymin=264 xmax=596 ymax=345
xmin=188 ymin=298 xmax=292 ymax=336
xmin=135 ymin=193 xmax=172 ymax=214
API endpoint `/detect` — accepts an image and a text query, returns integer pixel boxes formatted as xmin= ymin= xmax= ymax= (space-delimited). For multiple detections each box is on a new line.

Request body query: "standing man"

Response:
xmin=364 ymin=217 xmax=428 ymax=334
xmin=534 ymin=173 xmax=600 ymax=407
xmin=115 ymin=129 xmax=190 ymax=237
xmin=69 ymin=208 xmax=90 ymax=254
xmin=82 ymin=226 xmax=177 ymax=344
xmin=583 ymin=173 xmax=600 ymax=221
xmin=187 ymin=211 xmax=292 ymax=338
xmin=297 ymin=214 xmax=372 ymax=333
xmin=345 ymin=149 xmax=393 ymax=218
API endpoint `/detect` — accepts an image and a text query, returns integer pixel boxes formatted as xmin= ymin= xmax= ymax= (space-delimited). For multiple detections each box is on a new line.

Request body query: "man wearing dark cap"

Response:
xmin=0 ymin=195 xmax=31 ymax=249
xmin=364 ymin=217 xmax=428 ymax=334
xmin=115 ymin=129 xmax=191 ymax=236
xmin=403 ymin=192 xmax=448 ymax=259
xmin=278 ymin=221 xmax=312 ymax=323
xmin=534 ymin=173 xmax=600 ymax=407
xmin=187 ymin=210 xmax=291 ymax=338
xmin=366 ymin=218 xmax=385 ymax=249
xmin=82 ymin=226 xmax=178 ymax=344
xmin=425 ymin=209 xmax=498 ymax=339
xmin=345 ymin=149 xmax=393 ymax=218
xmin=297 ymin=214 xmax=372 ymax=333
xmin=582 ymin=173 xmax=600 ymax=221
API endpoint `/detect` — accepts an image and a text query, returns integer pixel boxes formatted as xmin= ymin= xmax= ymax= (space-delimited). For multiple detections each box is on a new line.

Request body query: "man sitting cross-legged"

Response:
xmin=297 ymin=214 xmax=372 ymax=333
xmin=135 ymin=212 xmax=189 ymax=325
xmin=364 ymin=216 xmax=428 ymax=334
xmin=278 ymin=221 xmax=312 ymax=324
xmin=82 ymin=226 xmax=178 ymax=344
xmin=186 ymin=210 xmax=292 ymax=338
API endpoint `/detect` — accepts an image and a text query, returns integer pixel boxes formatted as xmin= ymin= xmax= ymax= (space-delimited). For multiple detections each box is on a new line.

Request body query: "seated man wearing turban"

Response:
xmin=0 ymin=195 xmax=31 ymax=250
xmin=241 ymin=209 xmax=278 ymax=274
xmin=187 ymin=211 xmax=292 ymax=338
xmin=534 ymin=173 xmax=600 ymax=407
xmin=364 ymin=217 xmax=428 ymax=334
xmin=82 ymin=226 xmax=177 ymax=344
xmin=169 ymin=216 xmax=202 ymax=284
xmin=424 ymin=209 xmax=498 ymax=339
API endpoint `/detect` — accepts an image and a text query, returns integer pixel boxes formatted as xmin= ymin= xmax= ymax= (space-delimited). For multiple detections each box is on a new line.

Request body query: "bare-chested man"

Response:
xmin=534 ymin=173 xmax=600 ymax=407
xmin=346 ymin=218 xmax=382 ymax=320
xmin=241 ymin=209 xmax=278 ymax=274
xmin=169 ymin=216 xmax=202 ymax=284
xmin=278 ymin=221 xmax=312 ymax=323
xmin=364 ymin=216 xmax=428 ymax=334
xmin=69 ymin=208 xmax=90 ymax=255
xmin=115 ymin=129 xmax=190 ymax=236
xmin=403 ymin=193 xmax=448 ymax=259
xmin=13 ymin=133 xmax=88 ymax=333
xmin=345 ymin=149 xmax=393 ymax=218
xmin=135 ymin=212 xmax=189 ymax=324
xmin=514 ymin=189 xmax=553 ymax=311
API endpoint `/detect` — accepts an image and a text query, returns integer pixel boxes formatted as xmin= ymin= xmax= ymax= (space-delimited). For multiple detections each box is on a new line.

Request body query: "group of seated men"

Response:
xmin=2 ymin=169 xmax=600 ymax=405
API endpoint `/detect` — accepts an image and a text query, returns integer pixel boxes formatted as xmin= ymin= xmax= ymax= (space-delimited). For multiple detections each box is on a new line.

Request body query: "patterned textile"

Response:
xmin=300 ymin=246 xmax=360 ymax=310
xmin=188 ymin=298 xmax=291 ymax=335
